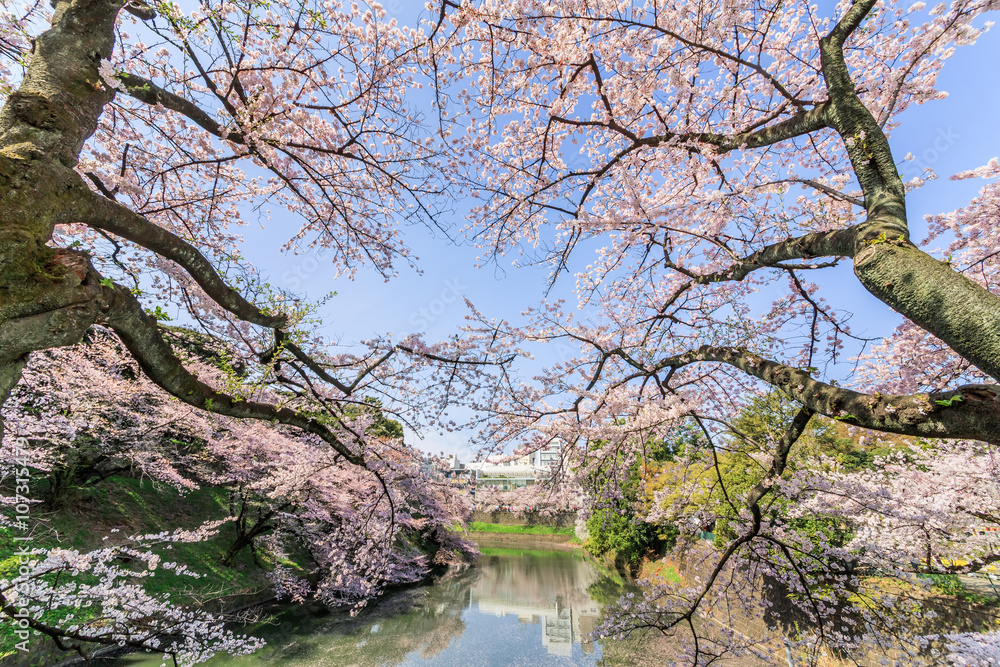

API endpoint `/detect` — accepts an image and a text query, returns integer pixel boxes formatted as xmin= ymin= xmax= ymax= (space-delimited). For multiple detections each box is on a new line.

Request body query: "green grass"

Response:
xmin=468 ymin=521 xmax=576 ymax=536
xmin=0 ymin=476 xmax=284 ymax=660
xmin=922 ymin=573 xmax=1000 ymax=606
xmin=649 ymin=562 xmax=682 ymax=584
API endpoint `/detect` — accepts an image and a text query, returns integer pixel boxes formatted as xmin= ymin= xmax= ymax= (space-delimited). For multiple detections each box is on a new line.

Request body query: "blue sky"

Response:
xmin=237 ymin=6 xmax=1000 ymax=459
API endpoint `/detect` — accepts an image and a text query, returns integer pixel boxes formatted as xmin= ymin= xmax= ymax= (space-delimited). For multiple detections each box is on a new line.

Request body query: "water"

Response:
xmin=117 ymin=546 xmax=615 ymax=667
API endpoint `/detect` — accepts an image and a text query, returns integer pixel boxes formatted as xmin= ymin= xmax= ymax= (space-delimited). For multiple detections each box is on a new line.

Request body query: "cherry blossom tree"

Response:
xmin=3 ymin=327 xmax=210 ymax=504
xmin=0 ymin=521 xmax=265 ymax=664
xmin=786 ymin=440 xmax=1000 ymax=576
xmin=473 ymin=477 xmax=583 ymax=517
xmin=0 ymin=0 xmax=497 ymax=658
xmin=2 ymin=326 xmax=477 ymax=659
xmin=0 ymin=0 xmax=499 ymax=464
xmin=431 ymin=0 xmax=1000 ymax=662
xmin=5 ymin=0 xmax=1000 ymax=661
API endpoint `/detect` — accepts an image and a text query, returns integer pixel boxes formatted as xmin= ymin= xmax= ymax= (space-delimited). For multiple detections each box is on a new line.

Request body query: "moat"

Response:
xmin=115 ymin=546 xmax=615 ymax=666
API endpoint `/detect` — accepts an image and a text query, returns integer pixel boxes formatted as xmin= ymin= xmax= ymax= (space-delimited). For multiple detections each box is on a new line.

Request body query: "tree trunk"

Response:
xmin=222 ymin=521 xmax=274 ymax=566
xmin=0 ymin=0 xmax=122 ymax=436
xmin=0 ymin=357 xmax=25 ymax=445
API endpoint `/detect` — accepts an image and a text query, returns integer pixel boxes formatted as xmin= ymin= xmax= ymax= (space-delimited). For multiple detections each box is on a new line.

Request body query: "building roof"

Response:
xmin=468 ymin=462 xmax=548 ymax=476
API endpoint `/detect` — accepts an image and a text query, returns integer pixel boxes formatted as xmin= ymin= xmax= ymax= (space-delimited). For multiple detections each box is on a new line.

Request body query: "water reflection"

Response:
xmin=115 ymin=547 xmax=608 ymax=666
xmin=472 ymin=550 xmax=602 ymax=658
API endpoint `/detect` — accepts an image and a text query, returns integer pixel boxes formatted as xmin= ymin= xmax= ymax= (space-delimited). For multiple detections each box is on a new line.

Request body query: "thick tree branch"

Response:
xmin=854 ymin=241 xmax=1000 ymax=384
xmin=633 ymin=102 xmax=830 ymax=155
xmin=82 ymin=189 xmax=286 ymax=329
xmin=0 ymin=0 xmax=119 ymax=165
xmin=760 ymin=178 xmax=864 ymax=208
xmin=656 ymin=227 xmax=855 ymax=315
xmin=819 ymin=0 xmax=905 ymax=229
xmin=261 ymin=329 xmax=355 ymax=395
xmin=695 ymin=227 xmax=857 ymax=282
xmin=810 ymin=0 xmax=1000 ymax=383
xmin=746 ymin=406 xmax=815 ymax=507
xmin=656 ymin=345 xmax=1000 ymax=443
xmin=117 ymin=73 xmax=245 ymax=143
xmin=99 ymin=283 xmax=364 ymax=466
xmin=122 ymin=0 xmax=156 ymax=20
xmin=554 ymin=101 xmax=830 ymax=181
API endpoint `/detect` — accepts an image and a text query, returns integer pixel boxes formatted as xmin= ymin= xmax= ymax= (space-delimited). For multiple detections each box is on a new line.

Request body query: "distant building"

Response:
xmin=469 ymin=462 xmax=546 ymax=494
xmin=536 ymin=442 xmax=561 ymax=468
xmin=506 ymin=442 xmax=562 ymax=468
xmin=441 ymin=454 xmax=476 ymax=490
xmin=460 ymin=442 xmax=564 ymax=497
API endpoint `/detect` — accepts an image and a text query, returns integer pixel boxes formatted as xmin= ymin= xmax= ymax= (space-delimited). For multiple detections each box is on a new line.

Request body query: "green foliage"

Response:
xmin=583 ymin=429 xmax=688 ymax=570
xmin=935 ymin=395 xmax=964 ymax=407
xmin=656 ymin=563 xmax=682 ymax=584
xmin=922 ymin=574 xmax=1000 ymax=606
xmin=731 ymin=392 xmax=874 ymax=471
xmin=162 ymin=325 xmax=247 ymax=377
xmin=732 ymin=392 xmax=837 ymax=450
xmin=729 ymin=392 xmax=801 ymax=446
xmin=656 ymin=421 xmax=702 ymax=462
xmin=586 ymin=573 xmax=635 ymax=606
xmin=358 ymin=397 xmax=405 ymax=440
xmin=709 ymin=394 xmax=860 ymax=547
xmin=708 ymin=452 xmax=766 ymax=546
xmin=585 ymin=509 xmax=676 ymax=568
xmin=147 ymin=305 xmax=172 ymax=321
xmin=926 ymin=573 xmax=966 ymax=596
xmin=784 ymin=513 xmax=852 ymax=551
xmin=864 ymin=231 xmax=906 ymax=247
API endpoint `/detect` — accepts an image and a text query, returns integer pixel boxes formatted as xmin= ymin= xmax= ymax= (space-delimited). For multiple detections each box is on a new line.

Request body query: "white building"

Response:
xmin=468 ymin=462 xmax=547 ymax=494
xmin=508 ymin=442 xmax=562 ymax=468
xmin=465 ymin=442 xmax=563 ymax=496
xmin=536 ymin=442 xmax=561 ymax=468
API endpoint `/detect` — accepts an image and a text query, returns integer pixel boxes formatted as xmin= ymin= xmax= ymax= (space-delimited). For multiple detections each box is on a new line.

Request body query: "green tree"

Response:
xmin=585 ymin=435 xmax=680 ymax=572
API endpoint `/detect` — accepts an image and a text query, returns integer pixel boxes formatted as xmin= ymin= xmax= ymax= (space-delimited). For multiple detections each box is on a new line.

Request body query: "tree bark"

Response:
xmin=816 ymin=0 xmax=1000 ymax=383
xmin=658 ymin=346 xmax=1000 ymax=444
xmin=0 ymin=0 xmax=124 ymax=443
xmin=222 ymin=521 xmax=275 ymax=566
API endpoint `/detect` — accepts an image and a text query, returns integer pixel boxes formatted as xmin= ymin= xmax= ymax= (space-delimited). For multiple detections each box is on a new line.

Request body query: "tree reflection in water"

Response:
xmin=116 ymin=549 xmax=611 ymax=666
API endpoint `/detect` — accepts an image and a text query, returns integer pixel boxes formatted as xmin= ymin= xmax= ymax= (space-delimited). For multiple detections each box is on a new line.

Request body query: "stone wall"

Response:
xmin=469 ymin=532 xmax=580 ymax=550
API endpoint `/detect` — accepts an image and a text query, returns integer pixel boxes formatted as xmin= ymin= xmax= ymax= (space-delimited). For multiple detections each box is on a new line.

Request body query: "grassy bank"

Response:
xmin=0 ymin=477 xmax=287 ymax=663
xmin=640 ymin=558 xmax=683 ymax=585
xmin=468 ymin=521 xmax=577 ymax=537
